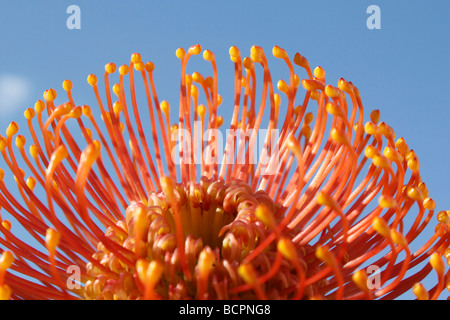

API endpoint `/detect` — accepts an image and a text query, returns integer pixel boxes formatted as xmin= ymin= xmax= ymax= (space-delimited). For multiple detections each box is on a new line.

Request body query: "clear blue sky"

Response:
xmin=0 ymin=0 xmax=449 ymax=299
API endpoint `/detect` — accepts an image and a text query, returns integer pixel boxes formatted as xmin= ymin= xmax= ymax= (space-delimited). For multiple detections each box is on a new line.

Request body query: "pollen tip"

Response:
xmin=0 ymin=251 xmax=14 ymax=271
xmin=413 ymin=283 xmax=429 ymax=300
xmin=45 ymin=228 xmax=61 ymax=254
xmin=34 ymin=100 xmax=45 ymax=113
xmin=372 ymin=217 xmax=390 ymax=238
xmin=105 ymin=63 xmax=117 ymax=74
xmin=293 ymin=52 xmax=309 ymax=69
xmin=62 ymin=79 xmax=73 ymax=91
xmin=203 ymin=49 xmax=215 ymax=62
xmin=430 ymin=253 xmax=445 ymax=275
xmin=237 ymin=263 xmax=258 ymax=285
xmin=277 ymin=237 xmax=298 ymax=262
xmin=145 ymin=61 xmax=155 ymax=73
xmin=119 ymin=64 xmax=129 ymax=76
xmin=250 ymin=45 xmax=264 ymax=63
xmin=24 ymin=108 xmax=35 ymax=120
xmin=176 ymin=48 xmax=186 ymax=60
xmin=0 ymin=284 xmax=12 ymax=300
xmin=272 ymin=45 xmax=288 ymax=59
xmin=189 ymin=44 xmax=202 ymax=55
xmin=229 ymin=46 xmax=241 ymax=62
xmin=43 ymin=88 xmax=57 ymax=102
xmin=6 ymin=122 xmax=19 ymax=138
xmin=313 ymin=66 xmax=325 ymax=80
xmin=131 ymin=53 xmax=142 ymax=64
xmin=352 ymin=270 xmax=369 ymax=292
xmin=87 ymin=74 xmax=98 ymax=87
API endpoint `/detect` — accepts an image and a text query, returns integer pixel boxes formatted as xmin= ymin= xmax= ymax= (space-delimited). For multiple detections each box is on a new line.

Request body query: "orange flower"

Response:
xmin=0 ymin=45 xmax=448 ymax=300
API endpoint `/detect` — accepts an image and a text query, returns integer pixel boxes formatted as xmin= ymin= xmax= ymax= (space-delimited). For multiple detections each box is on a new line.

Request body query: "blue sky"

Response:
xmin=0 ymin=0 xmax=449 ymax=299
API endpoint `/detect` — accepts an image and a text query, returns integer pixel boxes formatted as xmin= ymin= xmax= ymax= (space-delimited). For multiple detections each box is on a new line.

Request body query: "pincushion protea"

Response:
xmin=0 ymin=44 xmax=448 ymax=300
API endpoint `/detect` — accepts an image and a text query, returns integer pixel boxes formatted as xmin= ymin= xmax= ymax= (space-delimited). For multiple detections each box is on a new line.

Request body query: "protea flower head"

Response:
xmin=0 ymin=44 xmax=448 ymax=300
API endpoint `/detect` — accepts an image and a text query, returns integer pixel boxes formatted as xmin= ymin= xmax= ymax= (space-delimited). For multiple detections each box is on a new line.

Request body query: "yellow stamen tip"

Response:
xmin=105 ymin=63 xmax=117 ymax=74
xmin=423 ymin=198 xmax=436 ymax=210
xmin=134 ymin=61 xmax=145 ymax=71
xmin=407 ymin=186 xmax=423 ymax=202
xmin=119 ymin=64 xmax=129 ymax=76
xmin=413 ymin=283 xmax=429 ymax=300
xmin=237 ymin=263 xmax=258 ymax=285
xmin=277 ymin=79 xmax=289 ymax=94
xmin=302 ymin=79 xmax=325 ymax=92
xmin=395 ymin=137 xmax=409 ymax=156
xmin=216 ymin=116 xmax=224 ymax=128
xmin=176 ymin=48 xmax=186 ymax=60
xmin=390 ymin=228 xmax=408 ymax=246
xmin=325 ymin=101 xmax=343 ymax=117
xmin=277 ymin=237 xmax=298 ymax=262
xmin=286 ymin=135 xmax=301 ymax=155
xmin=160 ymin=101 xmax=170 ymax=115
xmin=378 ymin=195 xmax=397 ymax=209
xmin=45 ymin=228 xmax=61 ymax=253
xmin=192 ymin=72 xmax=204 ymax=84
xmin=34 ymin=100 xmax=45 ymax=113
xmin=87 ymin=74 xmax=98 ymax=86
xmin=293 ymin=52 xmax=309 ymax=69
xmin=203 ymin=49 xmax=215 ymax=61
xmin=430 ymin=253 xmax=445 ymax=275
xmin=62 ymin=79 xmax=73 ymax=91
xmin=315 ymin=245 xmax=334 ymax=266
xmin=364 ymin=145 xmax=378 ymax=159
xmin=272 ymin=45 xmax=288 ymax=59
xmin=330 ymin=127 xmax=350 ymax=146
xmin=136 ymin=259 xmax=163 ymax=289
xmin=24 ymin=108 xmax=35 ymax=120
xmin=0 ymin=284 xmax=12 ymax=300
xmin=364 ymin=121 xmax=379 ymax=135
xmin=325 ymin=85 xmax=341 ymax=99
xmin=383 ymin=146 xmax=403 ymax=163
xmin=6 ymin=122 xmax=19 ymax=138
xmin=189 ymin=44 xmax=202 ymax=55
xmin=304 ymin=112 xmax=314 ymax=125
xmin=0 ymin=251 xmax=14 ymax=271
xmin=131 ymin=53 xmax=142 ymax=64
xmin=370 ymin=109 xmax=381 ymax=123
xmin=229 ymin=46 xmax=241 ymax=62
xmin=250 ymin=45 xmax=264 ymax=63
xmin=313 ymin=66 xmax=325 ymax=80
xmin=15 ymin=135 xmax=26 ymax=149
xmin=372 ymin=217 xmax=390 ymax=238
xmin=352 ymin=270 xmax=369 ymax=292
xmin=197 ymin=248 xmax=215 ymax=277
xmin=145 ymin=61 xmax=155 ymax=73
xmin=43 ymin=88 xmax=57 ymax=102
xmin=82 ymin=105 xmax=92 ymax=117
xmin=436 ymin=211 xmax=449 ymax=224
xmin=197 ymin=104 xmax=206 ymax=119
xmin=255 ymin=204 xmax=276 ymax=227
xmin=372 ymin=155 xmax=390 ymax=169
xmin=1 ymin=220 xmax=11 ymax=231
xmin=338 ymin=78 xmax=353 ymax=94
xmin=29 ymin=145 xmax=38 ymax=158
xmin=316 ymin=191 xmax=338 ymax=210
xmin=242 ymin=57 xmax=254 ymax=70
xmin=26 ymin=176 xmax=36 ymax=191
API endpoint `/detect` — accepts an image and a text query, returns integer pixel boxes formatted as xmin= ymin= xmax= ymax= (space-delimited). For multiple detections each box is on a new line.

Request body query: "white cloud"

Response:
xmin=0 ymin=74 xmax=32 ymax=116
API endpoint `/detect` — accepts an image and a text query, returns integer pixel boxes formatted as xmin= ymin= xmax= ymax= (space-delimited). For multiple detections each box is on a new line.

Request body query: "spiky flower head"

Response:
xmin=0 ymin=45 xmax=448 ymax=300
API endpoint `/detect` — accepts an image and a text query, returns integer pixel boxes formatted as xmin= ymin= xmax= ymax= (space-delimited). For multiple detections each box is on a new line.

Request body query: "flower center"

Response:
xmin=84 ymin=177 xmax=290 ymax=300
